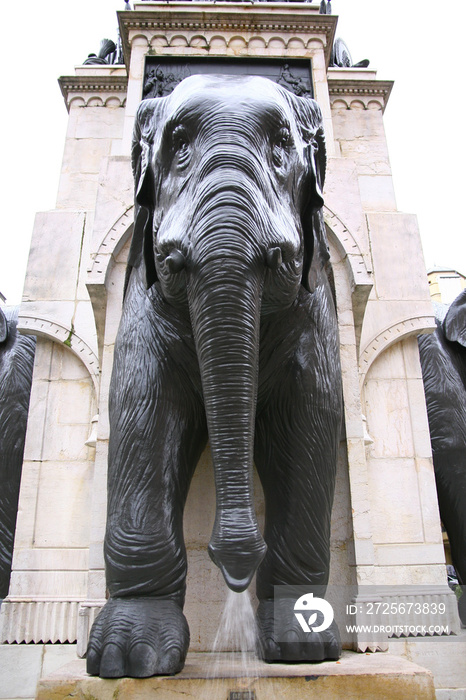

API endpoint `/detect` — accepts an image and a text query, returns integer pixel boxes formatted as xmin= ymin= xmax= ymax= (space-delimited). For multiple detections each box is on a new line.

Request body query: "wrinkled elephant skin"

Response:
xmin=87 ymin=75 xmax=343 ymax=677
xmin=418 ymin=289 xmax=466 ymax=624
xmin=0 ymin=307 xmax=35 ymax=598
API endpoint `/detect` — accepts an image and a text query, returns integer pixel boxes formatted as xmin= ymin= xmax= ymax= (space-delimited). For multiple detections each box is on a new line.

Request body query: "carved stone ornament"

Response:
xmin=143 ymin=58 xmax=313 ymax=100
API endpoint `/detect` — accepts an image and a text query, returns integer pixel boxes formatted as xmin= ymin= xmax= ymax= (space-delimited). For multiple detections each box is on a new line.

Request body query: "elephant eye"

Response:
xmin=172 ymin=125 xmax=191 ymax=167
xmin=272 ymin=126 xmax=292 ymax=167
xmin=277 ymin=126 xmax=291 ymax=147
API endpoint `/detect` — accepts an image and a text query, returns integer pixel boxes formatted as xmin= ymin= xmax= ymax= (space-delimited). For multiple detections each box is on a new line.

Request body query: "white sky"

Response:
xmin=1 ymin=0 xmax=465 ymax=304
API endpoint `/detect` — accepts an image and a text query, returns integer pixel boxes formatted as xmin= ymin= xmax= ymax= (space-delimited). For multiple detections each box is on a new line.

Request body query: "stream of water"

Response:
xmin=204 ymin=588 xmax=268 ymax=700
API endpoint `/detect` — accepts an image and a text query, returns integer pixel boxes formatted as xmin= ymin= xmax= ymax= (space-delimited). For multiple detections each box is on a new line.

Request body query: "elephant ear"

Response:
xmin=126 ymin=98 xmax=165 ymax=295
xmin=443 ymin=289 xmax=466 ymax=347
xmin=289 ymin=96 xmax=329 ymax=292
xmin=0 ymin=307 xmax=8 ymax=344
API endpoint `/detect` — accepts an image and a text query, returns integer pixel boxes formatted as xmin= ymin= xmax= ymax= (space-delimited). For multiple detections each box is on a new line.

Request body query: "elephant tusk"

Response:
xmin=266 ymin=247 xmax=283 ymax=270
xmin=165 ymin=249 xmax=186 ymax=273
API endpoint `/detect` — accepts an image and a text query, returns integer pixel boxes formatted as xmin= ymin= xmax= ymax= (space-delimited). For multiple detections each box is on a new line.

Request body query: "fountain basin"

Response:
xmin=36 ymin=650 xmax=435 ymax=699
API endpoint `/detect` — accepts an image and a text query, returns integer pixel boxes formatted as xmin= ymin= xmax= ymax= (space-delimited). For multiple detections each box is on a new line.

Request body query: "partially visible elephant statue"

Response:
xmin=0 ymin=306 xmax=36 ymax=599
xmin=418 ymin=289 xmax=466 ymax=624
xmin=87 ymin=74 xmax=343 ymax=678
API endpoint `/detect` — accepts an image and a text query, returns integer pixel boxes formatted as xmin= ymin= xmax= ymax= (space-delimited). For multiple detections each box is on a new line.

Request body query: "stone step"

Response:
xmin=36 ymin=650 xmax=436 ymax=700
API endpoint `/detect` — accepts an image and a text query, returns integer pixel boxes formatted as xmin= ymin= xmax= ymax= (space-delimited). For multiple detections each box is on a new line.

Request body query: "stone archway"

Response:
xmin=17 ymin=315 xmax=99 ymax=395
xmin=1 ymin=335 xmax=98 ymax=644
xmin=87 ymin=207 xmax=134 ymax=363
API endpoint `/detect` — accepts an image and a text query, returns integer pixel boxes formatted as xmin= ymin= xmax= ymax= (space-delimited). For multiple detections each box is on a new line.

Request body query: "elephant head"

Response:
xmin=443 ymin=289 xmax=466 ymax=349
xmin=128 ymin=74 xmax=329 ymax=591
xmin=0 ymin=308 xmax=8 ymax=344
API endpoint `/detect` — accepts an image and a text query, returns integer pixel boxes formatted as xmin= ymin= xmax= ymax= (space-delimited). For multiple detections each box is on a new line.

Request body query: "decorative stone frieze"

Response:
xmin=351 ymin=585 xmax=460 ymax=653
xmin=0 ymin=600 xmax=80 ymax=644
xmin=328 ymin=76 xmax=393 ymax=112
xmin=58 ymin=74 xmax=128 ymax=111
xmin=118 ymin=3 xmax=337 ymax=64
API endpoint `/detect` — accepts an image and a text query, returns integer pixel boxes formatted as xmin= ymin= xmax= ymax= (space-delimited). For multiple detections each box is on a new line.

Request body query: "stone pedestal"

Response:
xmin=36 ymin=651 xmax=436 ymax=700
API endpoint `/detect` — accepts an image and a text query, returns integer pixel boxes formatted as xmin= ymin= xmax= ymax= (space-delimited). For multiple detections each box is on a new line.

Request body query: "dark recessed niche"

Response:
xmin=143 ymin=56 xmax=314 ymax=100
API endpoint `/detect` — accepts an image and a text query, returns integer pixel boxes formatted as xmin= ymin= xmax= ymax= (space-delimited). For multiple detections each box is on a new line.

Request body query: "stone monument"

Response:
xmin=0 ymin=2 xmax=463 ymax=697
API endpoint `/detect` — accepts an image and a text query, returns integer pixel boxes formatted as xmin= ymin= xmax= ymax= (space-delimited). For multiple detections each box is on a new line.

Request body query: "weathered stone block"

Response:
xmin=66 ymin=105 xmax=125 ymax=141
xmin=358 ymin=174 xmax=397 ymax=211
xmin=366 ymin=212 xmax=431 ymax=300
xmin=34 ymin=461 xmax=93 ymax=548
xmin=367 ymin=457 xmax=424 ymax=543
xmin=22 ymin=212 xmax=86 ymax=302
xmin=365 ymin=380 xmax=414 ymax=458
xmin=0 ymin=644 xmax=43 ymax=699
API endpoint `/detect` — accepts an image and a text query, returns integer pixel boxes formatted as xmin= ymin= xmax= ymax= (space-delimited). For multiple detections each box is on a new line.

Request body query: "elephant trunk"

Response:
xmin=187 ymin=226 xmax=267 ymax=592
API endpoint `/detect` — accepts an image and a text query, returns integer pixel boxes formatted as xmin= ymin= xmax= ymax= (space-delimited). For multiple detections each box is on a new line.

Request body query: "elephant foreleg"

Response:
xmin=254 ymin=287 xmax=342 ymax=661
xmin=87 ymin=277 xmax=207 ymax=677
xmin=254 ymin=398 xmax=342 ymax=662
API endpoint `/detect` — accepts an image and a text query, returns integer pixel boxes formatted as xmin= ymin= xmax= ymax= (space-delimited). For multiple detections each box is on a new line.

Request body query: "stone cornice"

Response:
xmin=58 ymin=75 xmax=128 ymax=111
xmin=328 ymin=77 xmax=394 ymax=112
xmin=118 ymin=3 xmax=337 ymax=66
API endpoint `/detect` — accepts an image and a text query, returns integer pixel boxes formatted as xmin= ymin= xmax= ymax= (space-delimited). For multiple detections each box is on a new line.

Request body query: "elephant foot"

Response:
xmin=86 ymin=597 xmax=189 ymax=678
xmin=257 ymin=599 xmax=341 ymax=663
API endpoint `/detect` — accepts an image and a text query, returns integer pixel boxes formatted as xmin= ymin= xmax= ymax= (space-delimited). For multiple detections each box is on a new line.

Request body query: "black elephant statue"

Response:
xmin=418 ymin=289 xmax=466 ymax=625
xmin=87 ymin=74 xmax=343 ymax=678
xmin=0 ymin=306 xmax=36 ymax=599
